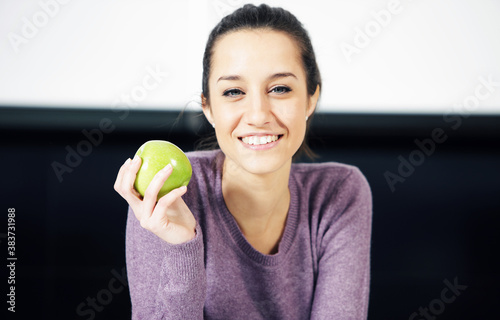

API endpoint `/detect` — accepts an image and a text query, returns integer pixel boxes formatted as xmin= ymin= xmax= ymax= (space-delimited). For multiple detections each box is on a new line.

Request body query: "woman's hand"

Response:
xmin=114 ymin=155 xmax=197 ymax=244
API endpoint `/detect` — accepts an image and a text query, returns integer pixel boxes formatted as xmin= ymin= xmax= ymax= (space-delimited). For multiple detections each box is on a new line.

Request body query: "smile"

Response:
xmin=240 ymin=135 xmax=282 ymax=146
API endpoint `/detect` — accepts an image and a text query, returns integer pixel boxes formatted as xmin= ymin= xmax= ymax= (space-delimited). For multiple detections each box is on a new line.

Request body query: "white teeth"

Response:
xmin=241 ymin=135 xmax=279 ymax=145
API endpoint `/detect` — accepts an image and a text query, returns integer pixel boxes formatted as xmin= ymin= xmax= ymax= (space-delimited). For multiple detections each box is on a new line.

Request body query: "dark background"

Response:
xmin=0 ymin=106 xmax=499 ymax=319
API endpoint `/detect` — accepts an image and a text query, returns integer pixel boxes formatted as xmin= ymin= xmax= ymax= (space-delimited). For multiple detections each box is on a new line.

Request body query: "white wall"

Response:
xmin=1 ymin=0 xmax=499 ymax=114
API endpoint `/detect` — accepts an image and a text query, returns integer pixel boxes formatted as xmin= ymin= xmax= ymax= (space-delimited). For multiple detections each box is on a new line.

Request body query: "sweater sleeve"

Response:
xmin=310 ymin=167 xmax=373 ymax=320
xmin=125 ymin=206 xmax=207 ymax=319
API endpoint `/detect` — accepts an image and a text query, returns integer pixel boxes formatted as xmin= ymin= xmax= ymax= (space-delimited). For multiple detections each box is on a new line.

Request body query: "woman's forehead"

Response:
xmin=210 ymin=29 xmax=304 ymax=80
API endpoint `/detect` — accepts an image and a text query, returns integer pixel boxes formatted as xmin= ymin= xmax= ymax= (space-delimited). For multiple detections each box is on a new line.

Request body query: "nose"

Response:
xmin=244 ymin=91 xmax=272 ymax=127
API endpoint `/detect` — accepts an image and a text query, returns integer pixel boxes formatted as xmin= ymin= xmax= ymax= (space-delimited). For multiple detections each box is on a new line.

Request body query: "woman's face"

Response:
xmin=203 ymin=29 xmax=319 ymax=176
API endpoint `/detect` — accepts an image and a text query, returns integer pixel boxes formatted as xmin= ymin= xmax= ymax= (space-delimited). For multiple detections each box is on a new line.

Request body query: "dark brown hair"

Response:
xmin=199 ymin=3 xmax=321 ymax=159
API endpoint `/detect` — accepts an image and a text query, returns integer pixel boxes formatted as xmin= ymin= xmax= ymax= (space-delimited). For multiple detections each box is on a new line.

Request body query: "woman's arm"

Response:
xmin=310 ymin=167 xmax=373 ymax=320
xmin=126 ymin=206 xmax=206 ymax=319
xmin=114 ymin=156 xmax=206 ymax=319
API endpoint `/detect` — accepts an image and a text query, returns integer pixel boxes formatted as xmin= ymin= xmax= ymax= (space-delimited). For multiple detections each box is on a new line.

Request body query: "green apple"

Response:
xmin=133 ymin=140 xmax=192 ymax=200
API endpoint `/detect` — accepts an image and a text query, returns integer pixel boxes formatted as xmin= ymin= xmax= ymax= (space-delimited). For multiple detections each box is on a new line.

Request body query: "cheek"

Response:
xmin=275 ymin=100 xmax=307 ymax=130
xmin=293 ymin=119 xmax=307 ymax=141
xmin=213 ymin=106 xmax=240 ymax=134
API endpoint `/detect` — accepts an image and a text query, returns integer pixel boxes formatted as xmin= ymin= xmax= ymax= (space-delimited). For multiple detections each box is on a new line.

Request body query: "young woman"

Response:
xmin=114 ymin=4 xmax=372 ymax=319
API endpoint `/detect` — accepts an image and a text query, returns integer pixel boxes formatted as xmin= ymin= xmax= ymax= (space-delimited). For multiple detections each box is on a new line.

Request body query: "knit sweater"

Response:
xmin=125 ymin=149 xmax=372 ymax=319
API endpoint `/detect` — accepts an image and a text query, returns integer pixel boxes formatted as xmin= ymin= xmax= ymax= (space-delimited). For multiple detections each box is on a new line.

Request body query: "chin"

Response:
xmin=236 ymin=155 xmax=291 ymax=176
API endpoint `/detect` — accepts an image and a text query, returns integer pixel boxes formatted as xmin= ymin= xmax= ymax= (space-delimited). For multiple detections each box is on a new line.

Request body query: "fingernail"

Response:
xmin=133 ymin=155 xmax=140 ymax=163
xmin=163 ymin=164 xmax=172 ymax=172
xmin=125 ymin=158 xmax=131 ymax=165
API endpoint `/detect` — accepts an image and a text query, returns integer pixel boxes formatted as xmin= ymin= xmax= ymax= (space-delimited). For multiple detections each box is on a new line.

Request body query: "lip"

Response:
xmin=238 ymin=132 xmax=283 ymax=138
xmin=238 ymin=133 xmax=283 ymax=150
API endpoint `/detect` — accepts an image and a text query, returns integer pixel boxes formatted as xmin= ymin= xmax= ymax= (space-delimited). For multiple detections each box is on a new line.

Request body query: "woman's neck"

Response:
xmin=221 ymin=157 xmax=291 ymax=252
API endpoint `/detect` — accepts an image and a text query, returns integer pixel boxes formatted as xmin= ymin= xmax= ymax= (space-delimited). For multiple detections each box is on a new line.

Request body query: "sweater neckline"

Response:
xmin=213 ymin=151 xmax=300 ymax=266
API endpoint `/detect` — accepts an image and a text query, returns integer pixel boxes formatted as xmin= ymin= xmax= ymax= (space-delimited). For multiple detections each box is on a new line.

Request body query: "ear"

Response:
xmin=201 ymin=93 xmax=214 ymax=125
xmin=307 ymin=84 xmax=320 ymax=117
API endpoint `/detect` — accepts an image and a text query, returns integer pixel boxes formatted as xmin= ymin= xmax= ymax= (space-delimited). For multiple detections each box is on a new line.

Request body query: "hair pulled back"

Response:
xmin=201 ymin=4 xmax=321 ymax=159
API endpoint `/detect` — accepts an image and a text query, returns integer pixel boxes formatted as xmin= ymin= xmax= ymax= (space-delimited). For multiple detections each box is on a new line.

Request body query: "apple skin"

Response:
xmin=133 ymin=140 xmax=192 ymax=200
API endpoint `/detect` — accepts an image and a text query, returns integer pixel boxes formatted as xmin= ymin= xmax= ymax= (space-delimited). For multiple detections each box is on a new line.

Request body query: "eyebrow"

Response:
xmin=217 ymin=72 xmax=297 ymax=83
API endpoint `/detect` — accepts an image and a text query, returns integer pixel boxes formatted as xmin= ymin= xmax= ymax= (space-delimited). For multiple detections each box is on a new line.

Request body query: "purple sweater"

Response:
xmin=126 ymin=150 xmax=372 ymax=319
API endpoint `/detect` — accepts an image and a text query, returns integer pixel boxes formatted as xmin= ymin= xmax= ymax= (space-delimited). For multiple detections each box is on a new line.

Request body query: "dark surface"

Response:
xmin=0 ymin=107 xmax=499 ymax=319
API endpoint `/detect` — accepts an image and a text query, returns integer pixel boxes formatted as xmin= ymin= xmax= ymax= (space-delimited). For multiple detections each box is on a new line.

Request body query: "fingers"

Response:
xmin=121 ymin=155 xmax=142 ymax=196
xmin=155 ymin=186 xmax=188 ymax=215
xmin=113 ymin=158 xmax=131 ymax=192
xmin=142 ymin=164 xmax=173 ymax=218
xmin=114 ymin=156 xmax=142 ymax=208
xmin=145 ymin=185 xmax=188 ymax=234
xmin=115 ymin=156 xmax=189 ymax=238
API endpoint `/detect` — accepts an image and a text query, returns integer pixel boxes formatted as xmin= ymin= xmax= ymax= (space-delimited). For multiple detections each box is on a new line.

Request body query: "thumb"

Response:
xmin=154 ymin=186 xmax=188 ymax=216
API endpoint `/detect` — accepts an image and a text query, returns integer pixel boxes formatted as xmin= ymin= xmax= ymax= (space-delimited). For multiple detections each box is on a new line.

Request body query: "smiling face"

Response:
xmin=202 ymin=28 xmax=320 ymax=177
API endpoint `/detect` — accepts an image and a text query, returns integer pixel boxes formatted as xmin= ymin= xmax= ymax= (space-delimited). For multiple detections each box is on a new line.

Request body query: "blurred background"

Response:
xmin=0 ymin=0 xmax=499 ymax=319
